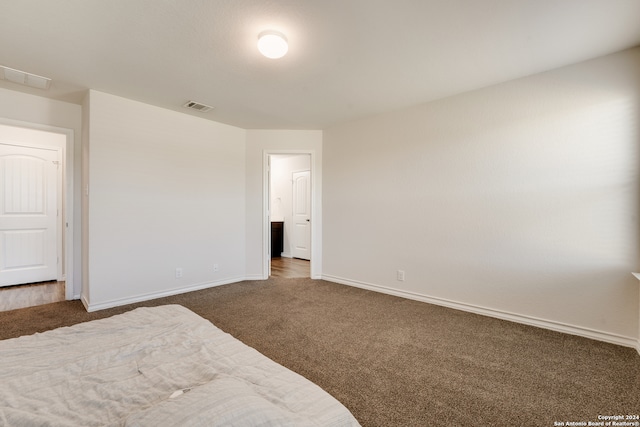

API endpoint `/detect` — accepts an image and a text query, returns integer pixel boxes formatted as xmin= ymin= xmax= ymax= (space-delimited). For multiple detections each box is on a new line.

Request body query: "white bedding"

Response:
xmin=0 ymin=305 xmax=361 ymax=426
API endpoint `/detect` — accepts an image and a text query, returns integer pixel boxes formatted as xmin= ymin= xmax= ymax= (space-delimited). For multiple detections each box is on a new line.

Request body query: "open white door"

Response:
xmin=292 ymin=170 xmax=311 ymax=260
xmin=0 ymin=144 xmax=59 ymax=287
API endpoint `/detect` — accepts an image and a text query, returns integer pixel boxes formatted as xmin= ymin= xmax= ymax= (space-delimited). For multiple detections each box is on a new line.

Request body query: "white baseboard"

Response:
xmin=80 ymin=294 xmax=90 ymax=311
xmin=322 ymin=274 xmax=639 ymax=352
xmin=85 ymin=277 xmax=245 ymax=312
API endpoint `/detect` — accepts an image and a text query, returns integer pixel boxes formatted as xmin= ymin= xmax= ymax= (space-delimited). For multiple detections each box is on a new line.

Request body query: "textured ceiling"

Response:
xmin=1 ymin=0 xmax=639 ymax=129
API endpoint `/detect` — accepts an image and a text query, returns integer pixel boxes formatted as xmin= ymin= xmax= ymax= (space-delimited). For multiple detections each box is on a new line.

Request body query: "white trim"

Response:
xmin=84 ymin=277 xmax=245 ymax=312
xmin=632 ymin=272 xmax=640 ymax=355
xmin=323 ymin=274 xmax=639 ymax=350
xmin=262 ymin=151 xmax=270 ymax=279
xmin=263 ymin=150 xmax=321 ymax=280
xmin=0 ymin=119 xmax=75 ymax=300
xmin=80 ymin=293 xmax=90 ymax=311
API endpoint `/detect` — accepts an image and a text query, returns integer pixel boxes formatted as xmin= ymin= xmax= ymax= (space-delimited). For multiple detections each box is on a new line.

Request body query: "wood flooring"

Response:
xmin=270 ymin=257 xmax=310 ymax=278
xmin=0 ymin=281 xmax=66 ymax=312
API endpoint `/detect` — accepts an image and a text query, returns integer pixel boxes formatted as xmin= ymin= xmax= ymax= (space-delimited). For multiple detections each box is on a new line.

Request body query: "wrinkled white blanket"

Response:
xmin=0 ymin=305 xmax=361 ymax=426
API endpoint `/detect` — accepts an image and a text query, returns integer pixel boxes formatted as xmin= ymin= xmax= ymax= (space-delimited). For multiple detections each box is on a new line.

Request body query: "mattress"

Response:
xmin=0 ymin=304 xmax=361 ymax=426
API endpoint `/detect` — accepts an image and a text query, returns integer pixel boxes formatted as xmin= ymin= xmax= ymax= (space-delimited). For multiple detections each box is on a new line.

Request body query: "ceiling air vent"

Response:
xmin=183 ymin=100 xmax=214 ymax=113
xmin=0 ymin=65 xmax=51 ymax=90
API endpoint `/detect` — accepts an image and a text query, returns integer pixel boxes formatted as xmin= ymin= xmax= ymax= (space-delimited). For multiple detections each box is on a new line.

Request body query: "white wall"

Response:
xmin=245 ymin=130 xmax=322 ymax=278
xmin=3 ymin=49 xmax=638 ymax=351
xmin=323 ymin=48 xmax=640 ymax=348
xmin=0 ymin=88 xmax=82 ymax=297
xmin=0 ymin=89 xmax=323 ymax=307
xmin=270 ymin=155 xmax=311 ymax=257
xmin=83 ymin=90 xmax=246 ymax=310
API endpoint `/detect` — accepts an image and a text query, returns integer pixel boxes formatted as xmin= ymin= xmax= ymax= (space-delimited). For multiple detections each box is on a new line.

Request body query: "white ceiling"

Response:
xmin=1 ymin=0 xmax=639 ymax=129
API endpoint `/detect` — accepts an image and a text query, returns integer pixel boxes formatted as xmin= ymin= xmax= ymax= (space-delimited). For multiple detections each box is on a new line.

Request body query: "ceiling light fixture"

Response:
xmin=257 ymin=30 xmax=288 ymax=59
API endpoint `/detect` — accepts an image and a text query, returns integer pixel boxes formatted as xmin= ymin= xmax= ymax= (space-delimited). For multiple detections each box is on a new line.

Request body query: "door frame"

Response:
xmin=262 ymin=150 xmax=320 ymax=279
xmin=0 ymin=118 xmax=75 ymax=300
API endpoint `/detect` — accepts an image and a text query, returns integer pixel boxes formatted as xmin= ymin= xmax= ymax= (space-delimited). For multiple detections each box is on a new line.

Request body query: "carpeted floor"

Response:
xmin=1 ymin=277 xmax=638 ymax=426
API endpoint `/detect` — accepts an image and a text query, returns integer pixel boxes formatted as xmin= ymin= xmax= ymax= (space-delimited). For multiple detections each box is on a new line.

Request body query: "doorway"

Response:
xmin=0 ymin=121 xmax=74 ymax=300
xmin=266 ymin=153 xmax=313 ymax=278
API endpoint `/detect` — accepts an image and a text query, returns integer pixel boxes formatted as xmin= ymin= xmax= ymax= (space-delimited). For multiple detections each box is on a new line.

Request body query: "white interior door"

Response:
xmin=292 ymin=170 xmax=311 ymax=260
xmin=0 ymin=144 xmax=58 ymax=287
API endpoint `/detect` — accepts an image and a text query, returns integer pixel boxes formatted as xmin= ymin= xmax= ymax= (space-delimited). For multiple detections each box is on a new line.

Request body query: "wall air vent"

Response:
xmin=183 ymin=100 xmax=214 ymax=113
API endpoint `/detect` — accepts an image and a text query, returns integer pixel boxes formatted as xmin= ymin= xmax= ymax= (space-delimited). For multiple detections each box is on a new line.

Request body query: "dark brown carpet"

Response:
xmin=1 ymin=278 xmax=638 ymax=426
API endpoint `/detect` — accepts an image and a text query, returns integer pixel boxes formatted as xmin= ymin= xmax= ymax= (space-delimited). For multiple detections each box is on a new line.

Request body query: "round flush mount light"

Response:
xmin=257 ymin=30 xmax=288 ymax=59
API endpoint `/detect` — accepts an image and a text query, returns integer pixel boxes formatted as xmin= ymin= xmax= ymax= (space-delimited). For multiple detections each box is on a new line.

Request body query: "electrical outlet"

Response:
xmin=213 ymin=264 xmax=219 ymax=272
xmin=397 ymin=270 xmax=405 ymax=281
xmin=175 ymin=267 xmax=183 ymax=278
